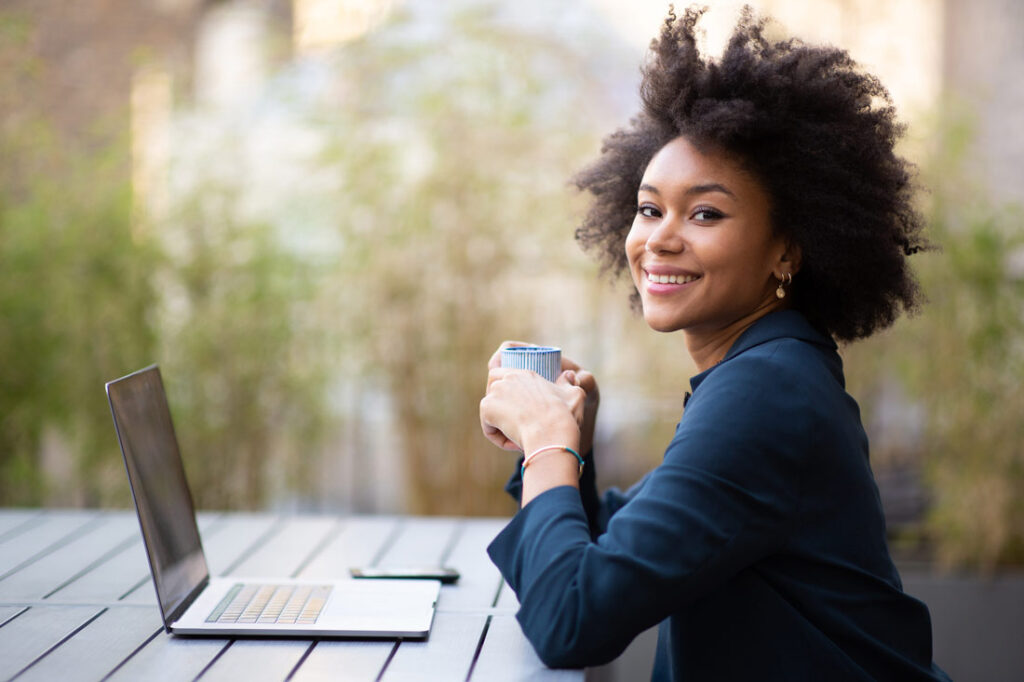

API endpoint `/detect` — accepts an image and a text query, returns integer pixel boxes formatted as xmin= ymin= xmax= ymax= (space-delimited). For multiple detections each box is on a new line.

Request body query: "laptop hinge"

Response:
xmin=165 ymin=576 xmax=210 ymax=632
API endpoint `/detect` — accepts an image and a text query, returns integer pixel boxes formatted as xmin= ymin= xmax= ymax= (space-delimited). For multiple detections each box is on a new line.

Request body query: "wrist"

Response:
xmin=522 ymin=445 xmax=584 ymax=478
xmin=520 ymin=418 xmax=580 ymax=458
xmin=520 ymin=449 xmax=580 ymax=506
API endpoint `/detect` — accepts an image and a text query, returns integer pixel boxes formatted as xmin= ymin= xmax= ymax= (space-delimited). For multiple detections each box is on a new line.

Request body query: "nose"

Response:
xmin=644 ymin=215 xmax=685 ymax=255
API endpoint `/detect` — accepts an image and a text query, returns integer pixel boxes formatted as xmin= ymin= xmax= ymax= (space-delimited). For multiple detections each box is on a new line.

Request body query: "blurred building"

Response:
xmin=9 ymin=0 xmax=1021 ymax=208
xmin=943 ymin=0 xmax=1024 ymax=206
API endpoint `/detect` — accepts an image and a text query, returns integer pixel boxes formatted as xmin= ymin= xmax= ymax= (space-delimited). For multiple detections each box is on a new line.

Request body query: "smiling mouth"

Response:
xmin=645 ymin=272 xmax=700 ymax=285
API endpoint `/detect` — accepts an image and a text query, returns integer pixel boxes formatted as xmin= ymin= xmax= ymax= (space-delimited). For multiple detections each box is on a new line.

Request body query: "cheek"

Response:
xmin=624 ymin=221 xmax=645 ymax=266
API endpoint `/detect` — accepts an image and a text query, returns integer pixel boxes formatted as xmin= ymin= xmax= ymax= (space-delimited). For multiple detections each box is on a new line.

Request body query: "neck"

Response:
xmin=685 ymin=300 xmax=787 ymax=372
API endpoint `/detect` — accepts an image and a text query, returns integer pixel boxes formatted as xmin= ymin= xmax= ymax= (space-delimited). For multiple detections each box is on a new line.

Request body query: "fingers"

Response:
xmin=482 ymin=423 xmax=520 ymax=451
xmin=482 ymin=369 xmax=582 ymax=449
xmin=487 ymin=340 xmax=534 ymax=370
xmin=567 ymin=385 xmax=587 ymax=423
xmin=482 ymin=344 xmax=597 ymax=455
xmin=574 ymin=369 xmax=598 ymax=397
xmin=556 ymin=369 xmax=578 ymax=387
xmin=479 ymin=396 xmax=523 ymax=451
xmin=558 ymin=368 xmax=597 ymax=403
xmin=486 ymin=366 xmax=519 ymax=392
xmin=486 ymin=367 xmax=503 ymax=390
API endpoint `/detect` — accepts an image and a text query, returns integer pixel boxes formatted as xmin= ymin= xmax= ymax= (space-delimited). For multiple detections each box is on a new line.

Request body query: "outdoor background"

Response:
xmin=2 ymin=0 xmax=1023 ymax=579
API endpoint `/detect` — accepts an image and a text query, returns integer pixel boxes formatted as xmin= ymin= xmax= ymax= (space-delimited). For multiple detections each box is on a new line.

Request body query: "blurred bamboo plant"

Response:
xmin=307 ymin=5 xmax=630 ymax=514
xmin=0 ymin=4 xmax=639 ymax=514
xmin=845 ymin=108 xmax=1024 ymax=569
xmin=1 ymin=15 xmax=157 ymax=506
xmin=0 ymin=9 xmax=329 ymax=510
xmin=907 ymin=112 xmax=1024 ymax=569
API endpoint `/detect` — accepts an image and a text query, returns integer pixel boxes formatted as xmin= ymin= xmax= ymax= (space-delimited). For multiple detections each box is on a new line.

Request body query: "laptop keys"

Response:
xmin=207 ymin=584 xmax=332 ymax=624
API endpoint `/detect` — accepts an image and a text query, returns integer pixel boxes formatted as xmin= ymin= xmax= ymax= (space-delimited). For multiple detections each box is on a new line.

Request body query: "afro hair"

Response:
xmin=574 ymin=6 xmax=928 ymax=341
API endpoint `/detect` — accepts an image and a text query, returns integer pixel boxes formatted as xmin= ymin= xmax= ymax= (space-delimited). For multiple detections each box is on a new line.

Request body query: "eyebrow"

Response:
xmin=638 ymin=182 xmax=736 ymax=198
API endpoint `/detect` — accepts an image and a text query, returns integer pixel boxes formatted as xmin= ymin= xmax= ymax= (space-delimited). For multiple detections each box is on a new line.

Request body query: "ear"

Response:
xmin=774 ymin=238 xmax=802 ymax=278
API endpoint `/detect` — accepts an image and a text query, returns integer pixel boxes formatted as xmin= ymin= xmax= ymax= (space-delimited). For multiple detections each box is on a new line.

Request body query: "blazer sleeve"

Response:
xmin=502 ymin=450 xmax=646 ymax=540
xmin=487 ymin=353 xmax=812 ymax=668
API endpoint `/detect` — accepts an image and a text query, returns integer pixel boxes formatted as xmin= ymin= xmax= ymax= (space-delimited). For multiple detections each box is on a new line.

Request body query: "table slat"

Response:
xmin=51 ymin=514 xmax=220 ymax=603
xmin=288 ymin=639 xmax=395 ymax=682
xmin=45 ymin=536 xmax=148 ymax=602
xmin=296 ymin=517 xmax=399 ymax=580
xmin=15 ymin=606 xmax=163 ymax=682
xmin=495 ymin=580 xmax=520 ymax=610
xmin=199 ymin=639 xmax=314 ymax=682
xmin=0 ymin=605 xmax=102 ymax=679
xmin=437 ymin=519 xmax=505 ymax=612
xmin=227 ymin=517 xmax=337 ymax=577
xmin=204 ymin=514 xmax=281 ymax=575
xmin=0 ymin=510 xmax=43 ymax=541
xmin=381 ymin=612 xmax=487 ymax=681
xmin=376 ymin=518 xmax=458 ymax=568
xmin=0 ymin=515 xmax=139 ymax=601
xmin=104 ymin=630 xmax=228 ymax=682
xmin=0 ymin=512 xmax=98 ymax=578
xmin=470 ymin=614 xmax=579 ymax=681
xmin=0 ymin=605 xmax=27 ymax=626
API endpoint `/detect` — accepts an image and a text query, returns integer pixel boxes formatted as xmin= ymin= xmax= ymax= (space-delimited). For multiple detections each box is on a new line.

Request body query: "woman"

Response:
xmin=479 ymin=7 xmax=951 ymax=681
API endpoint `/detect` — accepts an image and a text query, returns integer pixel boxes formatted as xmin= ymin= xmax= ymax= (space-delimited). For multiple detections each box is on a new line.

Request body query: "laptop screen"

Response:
xmin=107 ymin=366 xmax=209 ymax=627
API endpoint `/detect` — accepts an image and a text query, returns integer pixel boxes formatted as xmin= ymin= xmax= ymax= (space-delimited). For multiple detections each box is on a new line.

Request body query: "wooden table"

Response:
xmin=0 ymin=509 xmax=581 ymax=681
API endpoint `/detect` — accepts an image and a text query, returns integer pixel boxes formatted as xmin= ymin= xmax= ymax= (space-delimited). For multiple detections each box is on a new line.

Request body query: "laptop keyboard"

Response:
xmin=206 ymin=584 xmax=333 ymax=624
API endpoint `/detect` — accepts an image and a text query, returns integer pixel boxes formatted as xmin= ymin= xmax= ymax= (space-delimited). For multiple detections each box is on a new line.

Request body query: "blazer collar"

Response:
xmin=723 ymin=309 xmax=835 ymax=361
xmin=690 ymin=310 xmax=836 ymax=391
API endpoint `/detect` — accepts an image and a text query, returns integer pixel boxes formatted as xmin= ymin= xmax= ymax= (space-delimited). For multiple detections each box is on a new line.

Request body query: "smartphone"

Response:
xmin=349 ymin=566 xmax=460 ymax=584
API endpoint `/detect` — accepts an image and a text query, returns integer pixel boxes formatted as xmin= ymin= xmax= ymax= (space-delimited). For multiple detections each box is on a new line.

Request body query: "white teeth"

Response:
xmin=647 ymin=272 xmax=698 ymax=285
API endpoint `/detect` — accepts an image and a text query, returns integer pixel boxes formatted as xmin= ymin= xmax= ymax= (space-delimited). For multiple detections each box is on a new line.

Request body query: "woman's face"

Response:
xmin=625 ymin=136 xmax=787 ymax=335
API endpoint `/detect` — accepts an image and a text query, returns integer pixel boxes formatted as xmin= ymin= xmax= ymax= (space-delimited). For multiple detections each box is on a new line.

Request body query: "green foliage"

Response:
xmin=846 ymin=108 xmax=1024 ymax=569
xmin=1 ymin=14 xmax=157 ymax=505
xmin=153 ymin=183 xmax=330 ymax=510
xmin=309 ymin=6 xmax=622 ymax=514
xmin=0 ymin=8 xmax=330 ymax=509
xmin=1 ymin=3 xmax=633 ymax=514
xmin=906 ymin=144 xmax=1024 ymax=569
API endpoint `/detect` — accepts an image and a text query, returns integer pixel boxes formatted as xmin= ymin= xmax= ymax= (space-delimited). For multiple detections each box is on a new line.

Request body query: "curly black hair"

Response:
xmin=573 ymin=6 xmax=928 ymax=342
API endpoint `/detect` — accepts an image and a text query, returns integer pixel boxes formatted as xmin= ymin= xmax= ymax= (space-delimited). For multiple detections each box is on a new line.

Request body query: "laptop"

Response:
xmin=106 ymin=365 xmax=440 ymax=638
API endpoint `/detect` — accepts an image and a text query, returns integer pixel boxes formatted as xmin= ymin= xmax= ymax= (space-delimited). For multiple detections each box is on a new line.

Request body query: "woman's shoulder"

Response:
xmin=685 ymin=329 xmax=847 ymax=441
xmin=673 ymin=327 xmax=857 ymax=481
xmin=703 ymin=336 xmax=840 ymax=397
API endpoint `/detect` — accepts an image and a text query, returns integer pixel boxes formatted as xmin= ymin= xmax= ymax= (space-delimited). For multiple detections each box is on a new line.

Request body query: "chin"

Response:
xmin=643 ymin=314 xmax=686 ymax=333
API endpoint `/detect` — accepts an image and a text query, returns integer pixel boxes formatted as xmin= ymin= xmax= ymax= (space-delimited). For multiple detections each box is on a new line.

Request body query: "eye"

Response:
xmin=692 ymin=206 xmax=724 ymax=222
xmin=637 ymin=204 xmax=662 ymax=219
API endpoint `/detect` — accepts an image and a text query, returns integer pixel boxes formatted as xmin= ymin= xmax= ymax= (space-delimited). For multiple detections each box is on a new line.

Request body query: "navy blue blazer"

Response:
xmin=488 ymin=310 xmax=950 ymax=681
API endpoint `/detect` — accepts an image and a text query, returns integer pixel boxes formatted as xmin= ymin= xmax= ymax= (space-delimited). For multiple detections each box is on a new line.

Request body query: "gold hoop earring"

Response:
xmin=776 ymin=273 xmax=791 ymax=299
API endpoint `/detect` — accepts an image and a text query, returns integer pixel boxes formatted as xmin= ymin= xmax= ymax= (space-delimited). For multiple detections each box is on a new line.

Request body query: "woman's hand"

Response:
xmin=485 ymin=342 xmax=600 ymax=454
xmin=480 ymin=367 xmax=582 ymax=453
xmin=481 ymin=342 xmax=599 ymax=505
xmin=479 ymin=339 xmax=598 ymax=450
xmin=559 ymin=358 xmax=600 ymax=456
